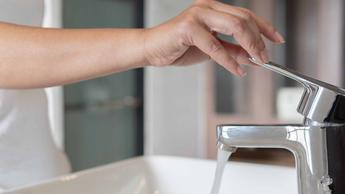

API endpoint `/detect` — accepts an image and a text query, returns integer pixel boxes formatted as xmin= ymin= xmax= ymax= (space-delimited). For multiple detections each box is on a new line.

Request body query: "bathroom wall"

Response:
xmin=63 ymin=0 xmax=144 ymax=171
xmin=144 ymin=0 xmax=208 ymax=158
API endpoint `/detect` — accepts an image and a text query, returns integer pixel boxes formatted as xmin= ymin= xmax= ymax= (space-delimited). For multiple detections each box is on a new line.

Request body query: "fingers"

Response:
xmin=238 ymin=7 xmax=285 ymax=43
xmin=188 ymin=25 xmax=246 ymax=76
xmin=209 ymin=1 xmax=285 ymax=43
xmin=220 ymin=40 xmax=256 ymax=66
xmin=196 ymin=8 xmax=268 ymax=64
xmin=176 ymin=2 xmax=284 ymax=75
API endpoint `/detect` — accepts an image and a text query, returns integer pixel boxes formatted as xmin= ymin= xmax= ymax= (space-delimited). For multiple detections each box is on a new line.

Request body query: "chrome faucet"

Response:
xmin=217 ymin=61 xmax=345 ymax=194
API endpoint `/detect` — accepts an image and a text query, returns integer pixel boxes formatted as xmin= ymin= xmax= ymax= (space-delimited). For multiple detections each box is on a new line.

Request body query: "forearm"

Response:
xmin=0 ymin=22 xmax=147 ymax=89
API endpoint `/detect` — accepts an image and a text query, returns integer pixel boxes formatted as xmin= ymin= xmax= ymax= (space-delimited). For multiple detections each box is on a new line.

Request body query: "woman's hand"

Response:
xmin=143 ymin=0 xmax=284 ymax=76
xmin=0 ymin=0 xmax=284 ymax=88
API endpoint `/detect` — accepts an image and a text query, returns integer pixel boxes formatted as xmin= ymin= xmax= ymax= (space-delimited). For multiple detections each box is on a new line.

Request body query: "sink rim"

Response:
xmin=4 ymin=155 xmax=297 ymax=193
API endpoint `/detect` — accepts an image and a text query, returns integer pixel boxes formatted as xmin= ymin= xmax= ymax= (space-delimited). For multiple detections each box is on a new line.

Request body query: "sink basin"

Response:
xmin=4 ymin=156 xmax=298 ymax=194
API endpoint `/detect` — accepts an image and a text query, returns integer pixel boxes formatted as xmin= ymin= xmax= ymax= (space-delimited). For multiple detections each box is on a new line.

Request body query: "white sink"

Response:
xmin=4 ymin=156 xmax=298 ymax=194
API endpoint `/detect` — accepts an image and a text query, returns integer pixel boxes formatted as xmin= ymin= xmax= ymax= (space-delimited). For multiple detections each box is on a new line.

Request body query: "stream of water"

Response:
xmin=210 ymin=148 xmax=232 ymax=194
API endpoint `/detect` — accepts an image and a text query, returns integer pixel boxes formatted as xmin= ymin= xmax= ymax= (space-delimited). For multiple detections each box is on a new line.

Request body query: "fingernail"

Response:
xmin=275 ymin=32 xmax=285 ymax=43
xmin=260 ymin=50 xmax=269 ymax=63
xmin=237 ymin=66 xmax=247 ymax=77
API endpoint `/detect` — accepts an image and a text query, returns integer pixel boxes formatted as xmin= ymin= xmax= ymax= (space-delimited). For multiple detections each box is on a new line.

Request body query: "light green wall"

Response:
xmin=63 ymin=0 xmax=140 ymax=171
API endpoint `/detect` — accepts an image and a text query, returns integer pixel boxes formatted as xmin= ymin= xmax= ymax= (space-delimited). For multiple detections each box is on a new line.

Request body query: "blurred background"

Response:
xmin=44 ymin=0 xmax=344 ymax=172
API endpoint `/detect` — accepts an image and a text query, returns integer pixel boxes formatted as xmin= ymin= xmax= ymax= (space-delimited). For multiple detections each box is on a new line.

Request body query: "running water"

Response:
xmin=210 ymin=148 xmax=232 ymax=194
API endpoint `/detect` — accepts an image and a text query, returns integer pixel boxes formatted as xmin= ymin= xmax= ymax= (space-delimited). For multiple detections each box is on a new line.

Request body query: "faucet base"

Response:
xmin=325 ymin=126 xmax=345 ymax=194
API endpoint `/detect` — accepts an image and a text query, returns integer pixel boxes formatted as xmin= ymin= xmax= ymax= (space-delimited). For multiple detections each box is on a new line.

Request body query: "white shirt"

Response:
xmin=0 ymin=0 xmax=70 ymax=190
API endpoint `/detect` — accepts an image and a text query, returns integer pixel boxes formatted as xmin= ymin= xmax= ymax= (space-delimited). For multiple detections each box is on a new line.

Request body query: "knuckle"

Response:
xmin=225 ymin=60 xmax=238 ymax=72
xmin=186 ymin=5 xmax=204 ymax=17
xmin=176 ymin=18 xmax=196 ymax=37
xmin=221 ymin=15 xmax=237 ymax=34
xmin=178 ymin=19 xmax=194 ymax=32
xmin=266 ymin=25 xmax=276 ymax=34
xmin=194 ymin=0 xmax=211 ymax=7
xmin=241 ymin=12 xmax=252 ymax=21
xmin=237 ymin=48 xmax=248 ymax=60
xmin=232 ymin=18 xmax=246 ymax=34
xmin=239 ymin=7 xmax=253 ymax=15
xmin=248 ymin=39 xmax=265 ymax=52
xmin=247 ymin=41 xmax=259 ymax=51
xmin=226 ymin=57 xmax=236 ymax=65
xmin=208 ymin=39 xmax=223 ymax=54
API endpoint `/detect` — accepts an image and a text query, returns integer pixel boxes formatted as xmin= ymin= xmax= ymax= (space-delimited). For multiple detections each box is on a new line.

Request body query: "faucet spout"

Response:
xmin=217 ymin=124 xmax=334 ymax=194
xmin=217 ymin=124 xmax=300 ymax=148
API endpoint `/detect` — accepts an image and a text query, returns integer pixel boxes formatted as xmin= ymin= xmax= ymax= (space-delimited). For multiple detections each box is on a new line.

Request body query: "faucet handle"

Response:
xmin=250 ymin=58 xmax=345 ymax=123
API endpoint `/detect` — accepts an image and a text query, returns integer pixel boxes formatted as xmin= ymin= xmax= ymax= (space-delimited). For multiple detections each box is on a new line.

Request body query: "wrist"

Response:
xmin=141 ymin=27 xmax=159 ymax=67
xmin=140 ymin=28 xmax=152 ymax=67
xmin=106 ymin=28 xmax=150 ymax=70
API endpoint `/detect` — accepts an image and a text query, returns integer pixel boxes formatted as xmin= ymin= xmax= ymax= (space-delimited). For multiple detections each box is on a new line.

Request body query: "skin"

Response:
xmin=0 ymin=0 xmax=284 ymax=89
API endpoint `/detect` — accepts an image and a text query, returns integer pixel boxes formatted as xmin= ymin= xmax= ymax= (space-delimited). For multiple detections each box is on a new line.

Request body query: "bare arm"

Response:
xmin=0 ymin=23 xmax=147 ymax=88
xmin=0 ymin=0 xmax=284 ymax=89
